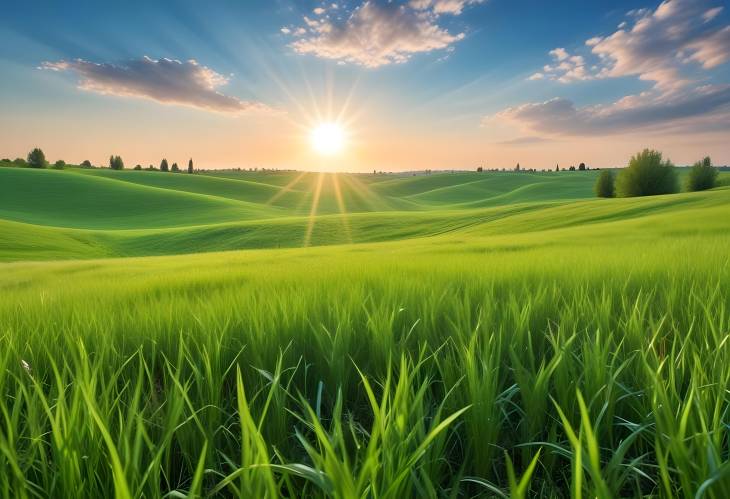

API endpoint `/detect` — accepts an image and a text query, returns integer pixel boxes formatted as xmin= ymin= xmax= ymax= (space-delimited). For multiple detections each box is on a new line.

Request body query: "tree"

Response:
xmin=27 ymin=148 xmax=47 ymax=168
xmin=53 ymin=160 xmax=65 ymax=170
xmin=133 ymin=164 xmax=142 ymax=171
xmin=568 ymin=166 xmax=576 ymax=171
xmin=594 ymin=170 xmax=615 ymax=198
xmin=81 ymin=159 xmax=93 ymax=168
xmin=685 ymin=156 xmax=718 ymax=192
xmin=160 ymin=159 xmax=169 ymax=172
xmin=556 ymin=164 xmax=559 ymax=171
xmin=578 ymin=162 xmax=586 ymax=171
xmin=515 ymin=163 xmax=520 ymax=171
xmin=171 ymin=162 xmax=180 ymax=172
xmin=188 ymin=158 xmax=194 ymax=174
xmin=476 ymin=166 xmax=483 ymax=172
xmin=109 ymin=155 xmax=124 ymax=170
xmin=616 ymin=149 xmax=678 ymax=197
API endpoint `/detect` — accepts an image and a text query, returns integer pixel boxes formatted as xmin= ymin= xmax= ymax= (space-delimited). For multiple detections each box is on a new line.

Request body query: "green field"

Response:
xmin=1 ymin=165 xmax=729 ymax=497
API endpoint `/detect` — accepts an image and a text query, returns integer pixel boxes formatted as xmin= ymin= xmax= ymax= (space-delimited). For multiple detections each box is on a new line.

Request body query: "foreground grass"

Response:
xmin=1 ymin=195 xmax=729 ymax=497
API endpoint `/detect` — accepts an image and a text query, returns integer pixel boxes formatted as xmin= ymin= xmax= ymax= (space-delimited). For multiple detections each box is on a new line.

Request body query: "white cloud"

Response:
xmin=530 ymin=0 xmax=730 ymax=89
xmin=410 ymin=0 xmax=484 ymax=15
xmin=286 ymin=0 xmax=482 ymax=67
xmin=42 ymin=57 xmax=274 ymax=114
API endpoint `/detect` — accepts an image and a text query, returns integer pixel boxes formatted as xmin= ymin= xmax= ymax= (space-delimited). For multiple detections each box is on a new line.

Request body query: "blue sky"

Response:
xmin=1 ymin=0 xmax=729 ymax=170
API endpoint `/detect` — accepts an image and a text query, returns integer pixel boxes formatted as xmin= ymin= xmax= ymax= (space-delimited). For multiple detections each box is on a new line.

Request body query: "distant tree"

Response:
xmin=171 ymin=162 xmax=180 ymax=172
xmin=133 ymin=164 xmax=142 ymax=170
xmin=81 ymin=159 xmax=93 ymax=168
xmin=13 ymin=158 xmax=27 ymax=167
xmin=109 ymin=155 xmax=124 ymax=170
xmin=160 ymin=159 xmax=169 ymax=172
xmin=146 ymin=164 xmax=156 ymax=171
xmin=52 ymin=160 xmax=65 ymax=170
xmin=556 ymin=164 xmax=559 ymax=171
xmin=594 ymin=170 xmax=615 ymax=198
xmin=569 ymin=166 xmax=576 ymax=171
xmin=188 ymin=158 xmax=193 ymax=174
xmin=578 ymin=162 xmax=586 ymax=171
xmin=685 ymin=156 xmax=718 ymax=192
xmin=515 ymin=163 xmax=520 ymax=171
xmin=616 ymin=149 xmax=678 ymax=197
xmin=27 ymin=148 xmax=47 ymax=168
xmin=476 ymin=166 xmax=483 ymax=172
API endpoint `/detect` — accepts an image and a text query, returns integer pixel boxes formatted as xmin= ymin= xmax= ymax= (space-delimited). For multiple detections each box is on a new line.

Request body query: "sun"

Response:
xmin=310 ymin=122 xmax=346 ymax=156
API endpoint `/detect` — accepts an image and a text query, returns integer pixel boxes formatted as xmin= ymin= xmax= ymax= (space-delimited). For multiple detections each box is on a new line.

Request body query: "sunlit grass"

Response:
xmin=1 ymin=208 xmax=729 ymax=497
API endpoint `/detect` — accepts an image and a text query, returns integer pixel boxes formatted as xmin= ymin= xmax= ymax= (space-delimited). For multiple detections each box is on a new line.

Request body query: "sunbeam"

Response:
xmin=332 ymin=173 xmax=353 ymax=244
xmin=302 ymin=172 xmax=324 ymax=247
xmin=266 ymin=171 xmax=308 ymax=206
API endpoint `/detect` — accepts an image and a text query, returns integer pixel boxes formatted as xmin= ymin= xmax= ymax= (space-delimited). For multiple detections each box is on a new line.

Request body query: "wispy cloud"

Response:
xmin=284 ymin=0 xmax=482 ymax=67
xmin=491 ymin=85 xmax=730 ymax=136
xmin=42 ymin=57 xmax=275 ymax=114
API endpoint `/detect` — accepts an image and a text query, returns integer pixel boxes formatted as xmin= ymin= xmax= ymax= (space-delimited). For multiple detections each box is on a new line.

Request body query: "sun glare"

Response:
xmin=310 ymin=123 xmax=345 ymax=156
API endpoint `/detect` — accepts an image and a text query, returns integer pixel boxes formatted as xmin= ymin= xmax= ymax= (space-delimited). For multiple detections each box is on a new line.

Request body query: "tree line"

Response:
xmin=3 ymin=148 xmax=197 ymax=174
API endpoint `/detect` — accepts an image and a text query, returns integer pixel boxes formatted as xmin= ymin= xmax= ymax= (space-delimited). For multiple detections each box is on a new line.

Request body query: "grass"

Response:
xmin=1 ymin=165 xmax=729 ymax=497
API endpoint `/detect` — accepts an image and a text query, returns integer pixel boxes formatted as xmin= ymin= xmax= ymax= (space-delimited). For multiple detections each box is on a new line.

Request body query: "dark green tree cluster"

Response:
xmin=685 ymin=156 xmax=718 ymax=192
xmin=27 ymin=148 xmax=47 ymax=168
xmin=109 ymin=155 xmax=124 ymax=170
xmin=160 ymin=159 xmax=169 ymax=172
xmin=594 ymin=170 xmax=615 ymax=198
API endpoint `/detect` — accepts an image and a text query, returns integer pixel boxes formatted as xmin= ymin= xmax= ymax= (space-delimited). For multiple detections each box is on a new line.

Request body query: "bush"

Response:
xmin=109 ymin=155 xmax=124 ymax=170
xmin=685 ymin=156 xmax=718 ymax=192
xmin=53 ymin=160 xmax=65 ymax=170
xmin=27 ymin=148 xmax=47 ymax=168
xmin=133 ymin=164 xmax=142 ymax=171
xmin=616 ymin=149 xmax=678 ymax=197
xmin=81 ymin=160 xmax=93 ymax=168
xmin=594 ymin=170 xmax=615 ymax=198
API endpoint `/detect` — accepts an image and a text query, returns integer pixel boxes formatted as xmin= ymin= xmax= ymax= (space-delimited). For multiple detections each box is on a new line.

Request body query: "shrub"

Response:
xmin=594 ymin=170 xmax=615 ymax=198
xmin=616 ymin=149 xmax=678 ymax=197
xmin=27 ymin=148 xmax=47 ymax=168
xmin=133 ymin=164 xmax=142 ymax=171
xmin=81 ymin=160 xmax=93 ymax=168
xmin=53 ymin=160 xmax=65 ymax=170
xmin=685 ymin=156 xmax=718 ymax=192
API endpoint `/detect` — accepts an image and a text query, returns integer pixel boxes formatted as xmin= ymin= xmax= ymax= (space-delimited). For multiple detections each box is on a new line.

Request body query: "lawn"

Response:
xmin=1 ymin=166 xmax=729 ymax=497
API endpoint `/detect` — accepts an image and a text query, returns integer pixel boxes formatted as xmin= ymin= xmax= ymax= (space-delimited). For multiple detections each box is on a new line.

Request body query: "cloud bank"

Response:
xmin=502 ymin=0 xmax=730 ymax=137
xmin=285 ymin=0 xmax=482 ymax=67
xmin=43 ymin=57 xmax=273 ymax=114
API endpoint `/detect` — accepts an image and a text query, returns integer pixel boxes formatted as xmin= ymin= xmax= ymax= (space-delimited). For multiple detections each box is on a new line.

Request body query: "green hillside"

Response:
xmin=0 ymin=166 xmax=727 ymax=261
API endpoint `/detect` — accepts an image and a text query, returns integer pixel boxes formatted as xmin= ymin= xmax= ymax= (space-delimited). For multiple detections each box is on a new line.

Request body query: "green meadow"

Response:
xmin=1 ymin=165 xmax=729 ymax=497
